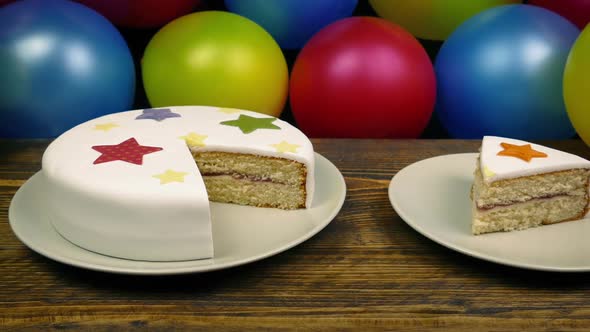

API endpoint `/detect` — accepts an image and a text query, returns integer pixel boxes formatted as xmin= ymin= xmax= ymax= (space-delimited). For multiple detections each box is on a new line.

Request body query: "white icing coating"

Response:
xmin=480 ymin=136 xmax=590 ymax=183
xmin=42 ymin=106 xmax=315 ymax=261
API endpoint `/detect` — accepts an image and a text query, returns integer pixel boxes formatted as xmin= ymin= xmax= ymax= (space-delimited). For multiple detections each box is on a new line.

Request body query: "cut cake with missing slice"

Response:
xmin=472 ymin=136 xmax=590 ymax=235
xmin=42 ymin=106 xmax=316 ymax=262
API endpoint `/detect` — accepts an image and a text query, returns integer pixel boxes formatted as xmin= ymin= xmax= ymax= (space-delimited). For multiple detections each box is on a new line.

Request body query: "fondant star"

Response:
xmin=497 ymin=142 xmax=548 ymax=162
xmin=153 ymin=169 xmax=188 ymax=184
xmin=220 ymin=114 xmax=280 ymax=134
xmin=93 ymin=122 xmax=119 ymax=132
xmin=136 ymin=108 xmax=181 ymax=122
xmin=180 ymin=132 xmax=208 ymax=147
xmin=92 ymin=138 xmax=163 ymax=165
xmin=483 ymin=166 xmax=495 ymax=178
xmin=218 ymin=107 xmax=242 ymax=114
xmin=270 ymin=140 xmax=300 ymax=153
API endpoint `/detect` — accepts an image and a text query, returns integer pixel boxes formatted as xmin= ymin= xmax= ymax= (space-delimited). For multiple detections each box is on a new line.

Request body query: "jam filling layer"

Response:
xmin=477 ymin=193 xmax=578 ymax=211
xmin=201 ymin=172 xmax=281 ymax=184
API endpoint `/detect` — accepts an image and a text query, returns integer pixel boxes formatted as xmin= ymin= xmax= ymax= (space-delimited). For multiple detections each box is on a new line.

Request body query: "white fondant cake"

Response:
xmin=42 ymin=106 xmax=315 ymax=261
xmin=479 ymin=136 xmax=590 ymax=183
xmin=472 ymin=136 xmax=590 ymax=234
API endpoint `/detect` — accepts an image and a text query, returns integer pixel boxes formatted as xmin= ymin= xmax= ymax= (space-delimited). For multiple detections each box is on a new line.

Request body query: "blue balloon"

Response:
xmin=435 ymin=4 xmax=579 ymax=139
xmin=225 ymin=0 xmax=358 ymax=50
xmin=0 ymin=0 xmax=135 ymax=138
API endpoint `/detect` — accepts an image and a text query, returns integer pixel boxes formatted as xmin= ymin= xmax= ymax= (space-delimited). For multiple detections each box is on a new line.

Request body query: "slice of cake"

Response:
xmin=472 ymin=136 xmax=590 ymax=235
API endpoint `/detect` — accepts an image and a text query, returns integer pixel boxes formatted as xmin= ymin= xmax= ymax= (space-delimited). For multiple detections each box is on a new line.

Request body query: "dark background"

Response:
xmin=119 ymin=0 xmax=450 ymax=138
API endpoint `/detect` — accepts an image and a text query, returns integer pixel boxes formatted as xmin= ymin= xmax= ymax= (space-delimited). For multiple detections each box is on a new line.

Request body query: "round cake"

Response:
xmin=42 ymin=106 xmax=315 ymax=261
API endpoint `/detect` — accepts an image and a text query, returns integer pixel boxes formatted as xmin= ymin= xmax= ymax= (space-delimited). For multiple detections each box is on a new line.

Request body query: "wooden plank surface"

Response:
xmin=2 ymin=139 xmax=590 ymax=331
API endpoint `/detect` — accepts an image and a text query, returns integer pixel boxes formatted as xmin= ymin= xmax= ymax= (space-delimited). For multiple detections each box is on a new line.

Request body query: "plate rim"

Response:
xmin=389 ymin=152 xmax=590 ymax=273
xmin=9 ymin=152 xmax=346 ymax=275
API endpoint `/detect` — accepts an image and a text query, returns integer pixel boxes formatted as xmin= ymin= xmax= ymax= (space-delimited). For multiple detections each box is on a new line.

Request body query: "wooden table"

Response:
xmin=2 ymin=139 xmax=590 ymax=331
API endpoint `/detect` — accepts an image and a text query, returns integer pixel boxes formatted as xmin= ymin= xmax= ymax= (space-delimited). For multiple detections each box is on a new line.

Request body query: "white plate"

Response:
xmin=389 ymin=153 xmax=590 ymax=272
xmin=9 ymin=153 xmax=345 ymax=275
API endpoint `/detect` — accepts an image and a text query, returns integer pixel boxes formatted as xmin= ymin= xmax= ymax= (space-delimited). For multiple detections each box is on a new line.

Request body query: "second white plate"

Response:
xmin=9 ymin=153 xmax=346 ymax=275
xmin=389 ymin=153 xmax=590 ymax=272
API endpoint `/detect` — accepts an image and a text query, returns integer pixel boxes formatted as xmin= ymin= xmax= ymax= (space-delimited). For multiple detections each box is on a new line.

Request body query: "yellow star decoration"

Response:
xmin=217 ymin=107 xmax=242 ymax=114
xmin=153 ymin=169 xmax=188 ymax=185
xmin=180 ymin=132 xmax=208 ymax=147
xmin=270 ymin=140 xmax=300 ymax=153
xmin=483 ymin=166 xmax=495 ymax=178
xmin=93 ymin=122 xmax=119 ymax=132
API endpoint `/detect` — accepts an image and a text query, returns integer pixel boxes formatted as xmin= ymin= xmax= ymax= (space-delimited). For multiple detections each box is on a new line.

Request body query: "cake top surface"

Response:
xmin=42 ymin=106 xmax=315 ymax=207
xmin=479 ymin=136 xmax=590 ymax=183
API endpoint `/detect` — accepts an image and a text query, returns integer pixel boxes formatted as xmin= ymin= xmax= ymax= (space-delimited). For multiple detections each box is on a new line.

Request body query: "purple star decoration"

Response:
xmin=135 ymin=108 xmax=181 ymax=122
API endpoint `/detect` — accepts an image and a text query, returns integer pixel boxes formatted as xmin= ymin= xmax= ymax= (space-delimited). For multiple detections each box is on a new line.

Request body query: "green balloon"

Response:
xmin=369 ymin=0 xmax=522 ymax=41
xmin=142 ymin=11 xmax=288 ymax=117
xmin=565 ymin=26 xmax=590 ymax=146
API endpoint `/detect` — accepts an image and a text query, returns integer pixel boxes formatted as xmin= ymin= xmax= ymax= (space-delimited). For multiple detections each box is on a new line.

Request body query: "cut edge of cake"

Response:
xmin=191 ymin=150 xmax=308 ymax=210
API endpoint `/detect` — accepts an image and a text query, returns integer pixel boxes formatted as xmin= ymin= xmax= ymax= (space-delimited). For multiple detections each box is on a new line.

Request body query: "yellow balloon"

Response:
xmin=368 ymin=0 xmax=521 ymax=40
xmin=564 ymin=26 xmax=590 ymax=146
xmin=142 ymin=11 xmax=288 ymax=117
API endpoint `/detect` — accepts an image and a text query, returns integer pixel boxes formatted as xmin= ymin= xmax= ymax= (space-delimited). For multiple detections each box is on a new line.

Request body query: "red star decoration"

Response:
xmin=92 ymin=138 xmax=163 ymax=165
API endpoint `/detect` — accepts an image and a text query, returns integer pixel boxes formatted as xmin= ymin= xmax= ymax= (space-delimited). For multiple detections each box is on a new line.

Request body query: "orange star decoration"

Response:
xmin=497 ymin=142 xmax=548 ymax=162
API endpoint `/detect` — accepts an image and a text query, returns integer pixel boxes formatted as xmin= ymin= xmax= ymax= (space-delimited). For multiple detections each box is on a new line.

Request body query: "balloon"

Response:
xmin=435 ymin=4 xmax=579 ymax=139
xmin=142 ymin=11 xmax=288 ymax=117
xmin=290 ymin=17 xmax=436 ymax=138
xmin=369 ymin=0 xmax=521 ymax=41
xmin=76 ymin=0 xmax=200 ymax=28
xmin=529 ymin=0 xmax=590 ymax=30
xmin=0 ymin=0 xmax=135 ymax=138
xmin=564 ymin=26 xmax=590 ymax=146
xmin=224 ymin=0 xmax=358 ymax=49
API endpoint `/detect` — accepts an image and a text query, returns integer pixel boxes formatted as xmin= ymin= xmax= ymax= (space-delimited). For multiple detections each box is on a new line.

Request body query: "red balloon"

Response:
xmin=529 ymin=0 xmax=590 ymax=29
xmin=76 ymin=0 xmax=200 ymax=28
xmin=290 ymin=17 xmax=436 ymax=138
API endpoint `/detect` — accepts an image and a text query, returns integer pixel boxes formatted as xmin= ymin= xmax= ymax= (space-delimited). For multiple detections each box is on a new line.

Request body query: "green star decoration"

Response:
xmin=220 ymin=114 xmax=281 ymax=134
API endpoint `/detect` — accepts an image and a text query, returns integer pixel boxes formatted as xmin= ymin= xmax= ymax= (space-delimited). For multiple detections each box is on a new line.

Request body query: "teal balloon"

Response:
xmin=435 ymin=4 xmax=579 ymax=139
xmin=0 ymin=0 xmax=135 ymax=138
xmin=225 ymin=0 xmax=358 ymax=49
